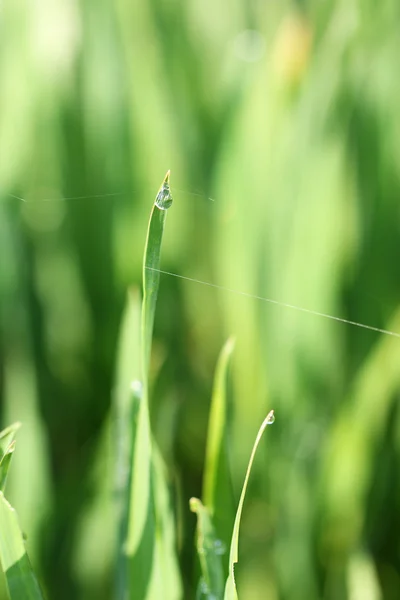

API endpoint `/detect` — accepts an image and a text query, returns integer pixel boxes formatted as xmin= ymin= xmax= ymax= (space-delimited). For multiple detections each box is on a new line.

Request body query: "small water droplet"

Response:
xmin=213 ymin=539 xmax=226 ymax=555
xmin=198 ymin=579 xmax=209 ymax=595
xmin=130 ymin=380 xmax=143 ymax=397
xmin=266 ymin=410 xmax=275 ymax=425
xmin=155 ymin=181 xmax=173 ymax=210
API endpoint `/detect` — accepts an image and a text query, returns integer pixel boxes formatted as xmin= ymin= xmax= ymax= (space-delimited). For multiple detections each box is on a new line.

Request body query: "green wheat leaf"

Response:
xmin=125 ymin=172 xmax=180 ymax=599
xmin=0 ymin=442 xmax=16 ymax=494
xmin=0 ymin=424 xmax=21 ymax=461
xmin=202 ymin=337 xmax=235 ymax=572
xmin=190 ymin=497 xmax=224 ymax=600
xmin=0 ymin=423 xmax=21 ymax=495
xmin=0 ymin=488 xmax=44 ymax=600
xmin=224 ymin=410 xmax=275 ymax=600
xmin=114 ymin=287 xmax=142 ymax=594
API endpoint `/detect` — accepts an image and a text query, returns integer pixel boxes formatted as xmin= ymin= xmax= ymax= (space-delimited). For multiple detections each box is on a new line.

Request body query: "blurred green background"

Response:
xmin=1 ymin=0 xmax=400 ymax=598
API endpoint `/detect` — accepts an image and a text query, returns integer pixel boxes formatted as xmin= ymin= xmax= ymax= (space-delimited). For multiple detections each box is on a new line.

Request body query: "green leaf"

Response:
xmin=202 ymin=337 xmax=235 ymax=571
xmin=125 ymin=172 xmax=180 ymax=599
xmin=114 ymin=287 xmax=142 ymax=426
xmin=0 ymin=424 xmax=21 ymax=494
xmin=190 ymin=497 xmax=224 ymax=600
xmin=114 ymin=288 xmax=142 ymax=567
xmin=224 ymin=410 xmax=275 ymax=600
xmin=0 ymin=442 xmax=16 ymax=493
xmin=115 ymin=381 xmax=142 ymax=598
xmin=0 ymin=492 xmax=44 ymax=600
xmin=152 ymin=445 xmax=182 ymax=599
xmin=0 ymin=424 xmax=21 ymax=460
xmin=141 ymin=170 xmax=173 ymax=381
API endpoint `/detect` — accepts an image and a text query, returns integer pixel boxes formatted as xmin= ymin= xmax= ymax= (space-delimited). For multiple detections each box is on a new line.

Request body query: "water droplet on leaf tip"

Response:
xmin=267 ymin=410 xmax=275 ymax=424
xmin=155 ymin=182 xmax=173 ymax=210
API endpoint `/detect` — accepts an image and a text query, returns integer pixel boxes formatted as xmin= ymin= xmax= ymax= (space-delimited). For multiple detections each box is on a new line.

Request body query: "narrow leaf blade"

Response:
xmin=151 ymin=445 xmax=182 ymax=599
xmin=0 ymin=442 xmax=16 ymax=493
xmin=142 ymin=170 xmax=172 ymax=381
xmin=0 ymin=424 xmax=21 ymax=460
xmin=224 ymin=410 xmax=275 ymax=600
xmin=202 ymin=337 xmax=235 ymax=570
xmin=190 ymin=497 xmax=224 ymax=600
xmin=126 ymin=172 xmax=180 ymax=599
xmin=0 ymin=492 xmax=44 ymax=600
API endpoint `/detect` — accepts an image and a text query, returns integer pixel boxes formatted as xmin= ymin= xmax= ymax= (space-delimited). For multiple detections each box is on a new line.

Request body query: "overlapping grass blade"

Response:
xmin=152 ymin=445 xmax=182 ymax=599
xmin=114 ymin=288 xmax=142 ymax=599
xmin=125 ymin=172 xmax=181 ymax=599
xmin=0 ymin=442 xmax=16 ymax=493
xmin=202 ymin=337 xmax=235 ymax=569
xmin=190 ymin=497 xmax=224 ymax=600
xmin=0 ymin=424 xmax=43 ymax=599
xmin=0 ymin=424 xmax=20 ymax=494
xmin=0 ymin=492 xmax=44 ymax=600
xmin=0 ymin=424 xmax=21 ymax=460
xmin=224 ymin=410 xmax=275 ymax=600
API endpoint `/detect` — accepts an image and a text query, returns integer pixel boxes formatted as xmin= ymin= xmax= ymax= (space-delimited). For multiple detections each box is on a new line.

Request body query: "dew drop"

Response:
xmin=197 ymin=580 xmax=218 ymax=600
xmin=266 ymin=410 xmax=275 ymax=425
xmin=155 ymin=181 xmax=173 ymax=210
xmin=130 ymin=380 xmax=143 ymax=397
xmin=213 ymin=539 xmax=226 ymax=555
xmin=198 ymin=579 xmax=209 ymax=595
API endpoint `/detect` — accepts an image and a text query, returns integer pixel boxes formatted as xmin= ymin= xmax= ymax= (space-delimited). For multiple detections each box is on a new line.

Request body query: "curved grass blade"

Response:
xmin=0 ymin=424 xmax=21 ymax=494
xmin=0 ymin=442 xmax=16 ymax=493
xmin=202 ymin=337 xmax=235 ymax=570
xmin=0 ymin=493 xmax=44 ymax=600
xmin=0 ymin=424 xmax=21 ymax=459
xmin=190 ymin=497 xmax=224 ymax=600
xmin=224 ymin=410 xmax=275 ymax=600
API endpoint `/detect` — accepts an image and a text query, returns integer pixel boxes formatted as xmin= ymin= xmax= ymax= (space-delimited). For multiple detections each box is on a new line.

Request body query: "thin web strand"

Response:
xmin=7 ymin=186 xmax=215 ymax=205
xmin=8 ymin=189 xmax=397 ymax=337
xmin=171 ymin=187 xmax=215 ymax=202
xmin=8 ymin=192 xmax=125 ymax=203
xmin=146 ymin=267 xmax=400 ymax=339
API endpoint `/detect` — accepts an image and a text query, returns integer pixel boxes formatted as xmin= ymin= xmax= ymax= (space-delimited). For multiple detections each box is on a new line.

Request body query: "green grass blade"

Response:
xmin=224 ymin=410 xmax=275 ymax=600
xmin=114 ymin=288 xmax=142 ymax=425
xmin=0 ymin=492 xmax=44 ymax=600
xmin=152 ymin=445 xmax=182 ymax=599
xmin=0 ymin=424 xmax=21 ymax=459
xmin=142 ymin=170 xmax=173 ymax=381
xmin=115 ymin=379 xmax=142 ymax=598
xmin=125 ymin=391 xmax=154 ymax=598
xmin=190 ymin=497 xmax=224 ymax=600
xmin=125 ymin=172 xmax=179 ymax=599
xmin=0 ymin=442 xmax=16 ymax=493
xmin=202 ymin=337 xmax=235 ymax=569
xmin=0 ymin=424 xmax=21 ymax=494
xmin=114 ymin=288 xmax=142 ymax=573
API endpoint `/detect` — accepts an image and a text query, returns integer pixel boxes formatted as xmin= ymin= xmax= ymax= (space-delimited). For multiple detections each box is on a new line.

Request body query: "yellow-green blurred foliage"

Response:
xmin=1 ymin=0 xmax=400 ymax=598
